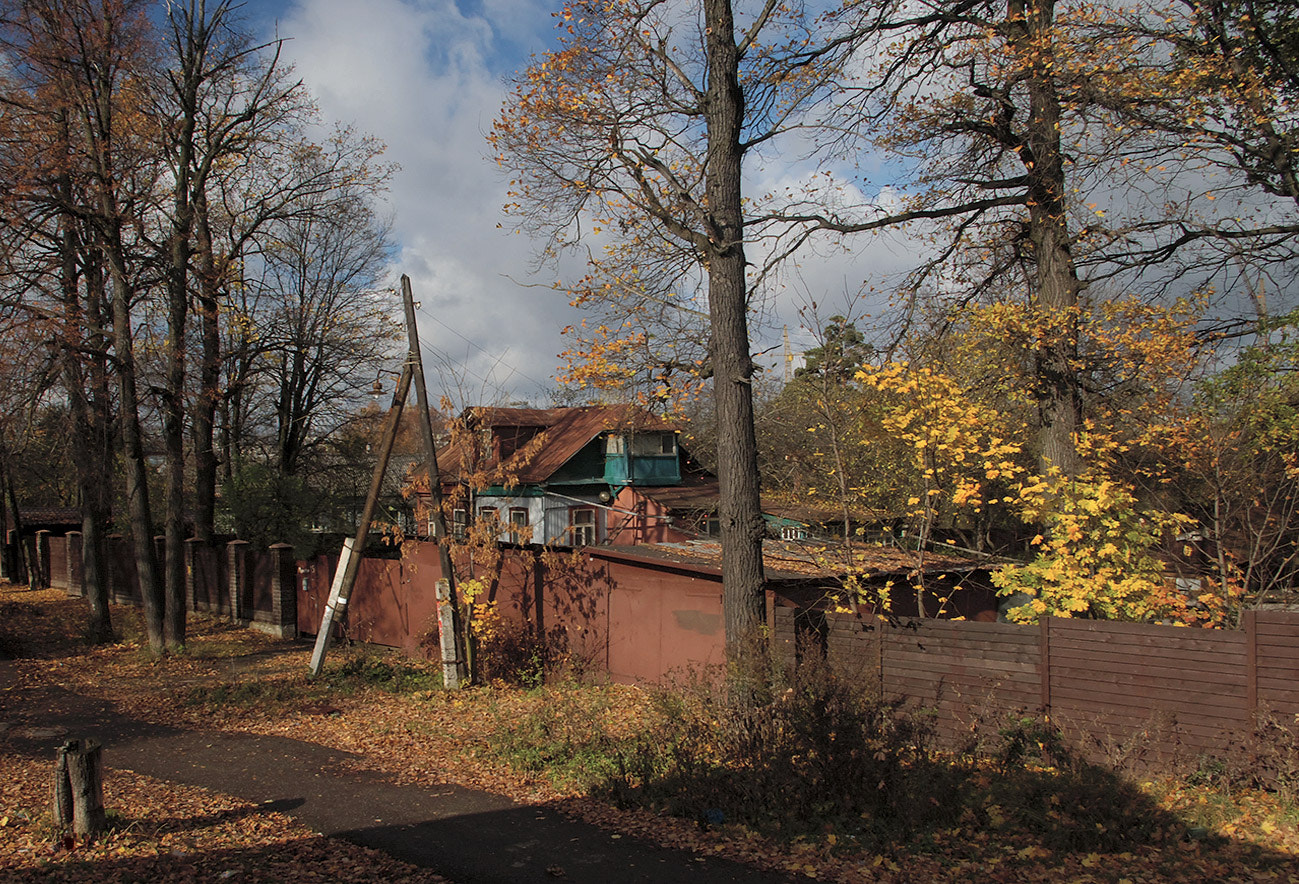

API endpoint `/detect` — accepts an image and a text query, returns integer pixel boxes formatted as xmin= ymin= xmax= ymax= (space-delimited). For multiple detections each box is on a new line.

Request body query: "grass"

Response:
xmin=482 ymin=683 xmax=634 ymax=791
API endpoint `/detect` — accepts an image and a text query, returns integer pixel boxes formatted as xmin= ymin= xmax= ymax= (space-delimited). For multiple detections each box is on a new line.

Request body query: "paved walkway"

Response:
xmin=0 ymin=670 xmax=794 ymax=883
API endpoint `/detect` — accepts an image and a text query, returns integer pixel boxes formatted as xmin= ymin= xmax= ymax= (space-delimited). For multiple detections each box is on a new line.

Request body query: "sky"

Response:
xmin=237 ymin=0 xmax=908 ymax=406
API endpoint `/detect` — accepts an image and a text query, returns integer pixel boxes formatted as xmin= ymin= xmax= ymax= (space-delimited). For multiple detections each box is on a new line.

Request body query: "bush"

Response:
xmin=600 ymin=657 xmax=966 ymax=849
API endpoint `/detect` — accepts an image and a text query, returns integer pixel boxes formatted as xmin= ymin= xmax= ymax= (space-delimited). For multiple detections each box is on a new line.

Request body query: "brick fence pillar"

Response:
xmin=184 ymin=538 xmax=200 ymax=613
xmin=34 ymin=530 xmax=51 ymax=589
xmin=265 ymin=543 xmax=299 ymax=639
xmin=227 ymin=540 xmax=249 ymax=621
xmin=65 ymin=532 xmax=84 ymax=597
xmin=1 ymin=529 xmax=13 ymax=582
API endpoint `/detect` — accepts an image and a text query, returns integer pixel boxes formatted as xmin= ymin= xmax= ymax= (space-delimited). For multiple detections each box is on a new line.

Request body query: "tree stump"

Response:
xmin=52 ymin=740 xmax=106 ymax=838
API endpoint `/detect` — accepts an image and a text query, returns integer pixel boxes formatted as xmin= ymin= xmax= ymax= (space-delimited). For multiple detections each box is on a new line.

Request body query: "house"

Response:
xmin=414 ymin=405 xmax=719 ymax=547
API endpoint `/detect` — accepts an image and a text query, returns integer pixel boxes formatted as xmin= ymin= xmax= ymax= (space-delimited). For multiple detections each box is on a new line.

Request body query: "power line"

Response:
xmin=414 ymin=303 xmax=552 ymax=394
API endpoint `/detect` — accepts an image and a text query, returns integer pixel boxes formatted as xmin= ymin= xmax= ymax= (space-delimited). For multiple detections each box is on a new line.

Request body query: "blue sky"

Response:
xmin=233 ymin=0 xmax=908 ymax=406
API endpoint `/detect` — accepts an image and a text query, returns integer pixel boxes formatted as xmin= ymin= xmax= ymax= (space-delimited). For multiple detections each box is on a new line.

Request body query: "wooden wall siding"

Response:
xmin=811 ymin=610 xmax=1299 ymax=763
xmin=1045 ymin=618 xmax=1249 ymax=762
xmin=879 ymin=620 xmax=1041 ymax=747
xmin=1253 ymin=611 xmax=1299 ymax=716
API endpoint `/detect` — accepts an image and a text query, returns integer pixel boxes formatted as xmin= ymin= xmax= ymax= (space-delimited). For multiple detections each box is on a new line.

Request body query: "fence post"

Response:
xmin=875 ymin=613 xmax=885 ymax=699
xmin=65 ymin=532 xmax=83 ymax=597
xmin=34 ymin=530 xmax=51 ymax=588
xmin=184 ymin=538 xmax=200 ymax=613
xmin=227 ymin=540 xmax=249 ymax=621
xmin=1244 ymin=608 xmax=1258 ymax=718
xmin=267 ymin=543 xmax=299 ymax=639
xmin=1039 ymin=616 xmax=1052 ymax=716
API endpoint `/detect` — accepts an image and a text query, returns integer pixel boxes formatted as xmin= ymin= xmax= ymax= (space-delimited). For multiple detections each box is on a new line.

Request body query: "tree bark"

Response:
xmin=191 ymin=188 xmax=222 ymax=542
xmin=1009 ymin=0 xmax=1082 ymax=477
xmin=704 ymin=0 xmax=767 ymax=663
xmin=55 ymin=165 xmax=113 ymax=642
xmin=105 ymin=234 xmax=164 ymax=651
xmin=54 ymin=740 xmax=106 ymax=838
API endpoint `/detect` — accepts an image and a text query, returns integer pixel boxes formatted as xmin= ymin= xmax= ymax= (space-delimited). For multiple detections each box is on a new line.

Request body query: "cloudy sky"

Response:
xmin=236 ymin=0 xmax=908 ymax=406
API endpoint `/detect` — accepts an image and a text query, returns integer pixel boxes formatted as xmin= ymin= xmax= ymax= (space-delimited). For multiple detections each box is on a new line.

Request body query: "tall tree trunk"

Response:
xmin=704 ymin=0 xmax=766 ymax=663
xmin=55 ymin=153 xmax=113 ymax=642
xmin=1011 ymin=0 xmax=1082 ymax=477
xmin=105 ymin=235 xmax=164 ymax=652
xmin=162 ymin=180 xmax=192 ymax=647
xmin=191 ymin=189 xmax=221 ymax=542
xmin=2 ymin=454 xmax=32 ymax=587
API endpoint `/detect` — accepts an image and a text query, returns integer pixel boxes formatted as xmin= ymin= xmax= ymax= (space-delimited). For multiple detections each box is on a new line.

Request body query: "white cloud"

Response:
xmin=269 ymin=0 xmax=572 ymax=404
xmin=263 ymin=0 xmax=914 ymax=403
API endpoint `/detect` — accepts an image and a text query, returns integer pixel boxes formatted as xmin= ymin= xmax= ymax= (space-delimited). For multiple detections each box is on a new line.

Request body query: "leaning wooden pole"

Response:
xmin=400 ymin=275 xmax=466 ymax=688
xmin=308 ymin=361 xmax=413 ymax=678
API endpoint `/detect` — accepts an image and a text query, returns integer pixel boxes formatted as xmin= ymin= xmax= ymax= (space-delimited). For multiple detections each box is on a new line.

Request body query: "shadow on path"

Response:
xmin=0 ymin=665 xmax=792 ymax=883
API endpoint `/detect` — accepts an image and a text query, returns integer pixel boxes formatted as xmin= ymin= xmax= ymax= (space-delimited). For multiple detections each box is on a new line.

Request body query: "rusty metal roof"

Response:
xmin=759 ymin=496 xmax=898 ymax=526
xmin=635 ymin=479 xmax=720 ymax=512
xmin=589 ymin=539 xmax=993 ymax=581
xmin=435 ymin=405 xmax=675 ymax=486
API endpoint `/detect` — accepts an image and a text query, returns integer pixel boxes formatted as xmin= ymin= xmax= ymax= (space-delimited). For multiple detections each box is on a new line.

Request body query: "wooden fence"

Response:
xmin=775 ymin=606 xmax=1299 ymax=765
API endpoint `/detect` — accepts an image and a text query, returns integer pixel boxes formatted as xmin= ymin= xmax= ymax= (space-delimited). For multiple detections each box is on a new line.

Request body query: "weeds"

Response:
xmin=325 ymin=655 xmax=441 ymax=694
xmin=483 ymin=685 xmax=631 ymax=791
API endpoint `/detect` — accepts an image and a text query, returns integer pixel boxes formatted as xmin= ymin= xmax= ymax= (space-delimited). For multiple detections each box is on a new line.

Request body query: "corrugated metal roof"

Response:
xmin=589 ymin=539 xmax=993 ymax=581
xmin=636 ymin=481 xmax=720 ymax=512
xmin=435 ymin=405 xmax=675 ymax=486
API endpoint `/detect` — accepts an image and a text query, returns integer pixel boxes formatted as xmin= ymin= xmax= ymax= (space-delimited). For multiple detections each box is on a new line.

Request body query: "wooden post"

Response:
xmin=401 ymin=276 xmax=465 ymax=688
xmin=1245 ymin=608 xmax=1258 ymax=718
xmin=1039 ymin=616 xmax=1052 ymax=716
xmin=436 ymin=579 xmax=460 ymax=686
xmin=53 ymin=745 xmax=73 ymax=827
xmin=308 ymin=361 xmax=413 ymax=679
xmin=53 ymin=740 xmax=106 ymax=838
xmin=310 ymin=538 xmax=356 ymax=675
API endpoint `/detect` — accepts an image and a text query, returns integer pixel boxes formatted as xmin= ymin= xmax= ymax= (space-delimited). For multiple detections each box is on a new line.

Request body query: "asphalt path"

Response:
xmin=0 ymin=668 xmax=796 ymax=883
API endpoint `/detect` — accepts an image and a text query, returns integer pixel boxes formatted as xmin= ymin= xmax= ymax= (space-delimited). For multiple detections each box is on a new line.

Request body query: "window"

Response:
xmin=478 ymin=506 xmax=498 ymax=527
xmin=569 ymin=507 xmax=597 ymax=546
xmin=452 ymin=509 xmax=467 ymax=540
xmin=608 ymin=433 xmax=676 ymax=456
xmin=780 ymin=525 xmax=807 ymax=541
xmin=630 ymin=433 xmax=675 ymax=456
xmin=509 ymin=507 xmax=530 ymax=542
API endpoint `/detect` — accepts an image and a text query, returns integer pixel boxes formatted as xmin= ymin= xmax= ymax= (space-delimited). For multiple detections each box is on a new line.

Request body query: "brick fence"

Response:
xmin=51 ymin=533 xmax=297 ymax=639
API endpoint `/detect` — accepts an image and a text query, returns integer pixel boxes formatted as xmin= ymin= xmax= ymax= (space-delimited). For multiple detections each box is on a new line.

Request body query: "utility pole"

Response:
xmin=308 ymin=276 xmax=469 ymax=685
xmin=400 ymin=275 xmax=466 ymax=687
xmin=308 ymin=361 xmax=412 ymax=678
